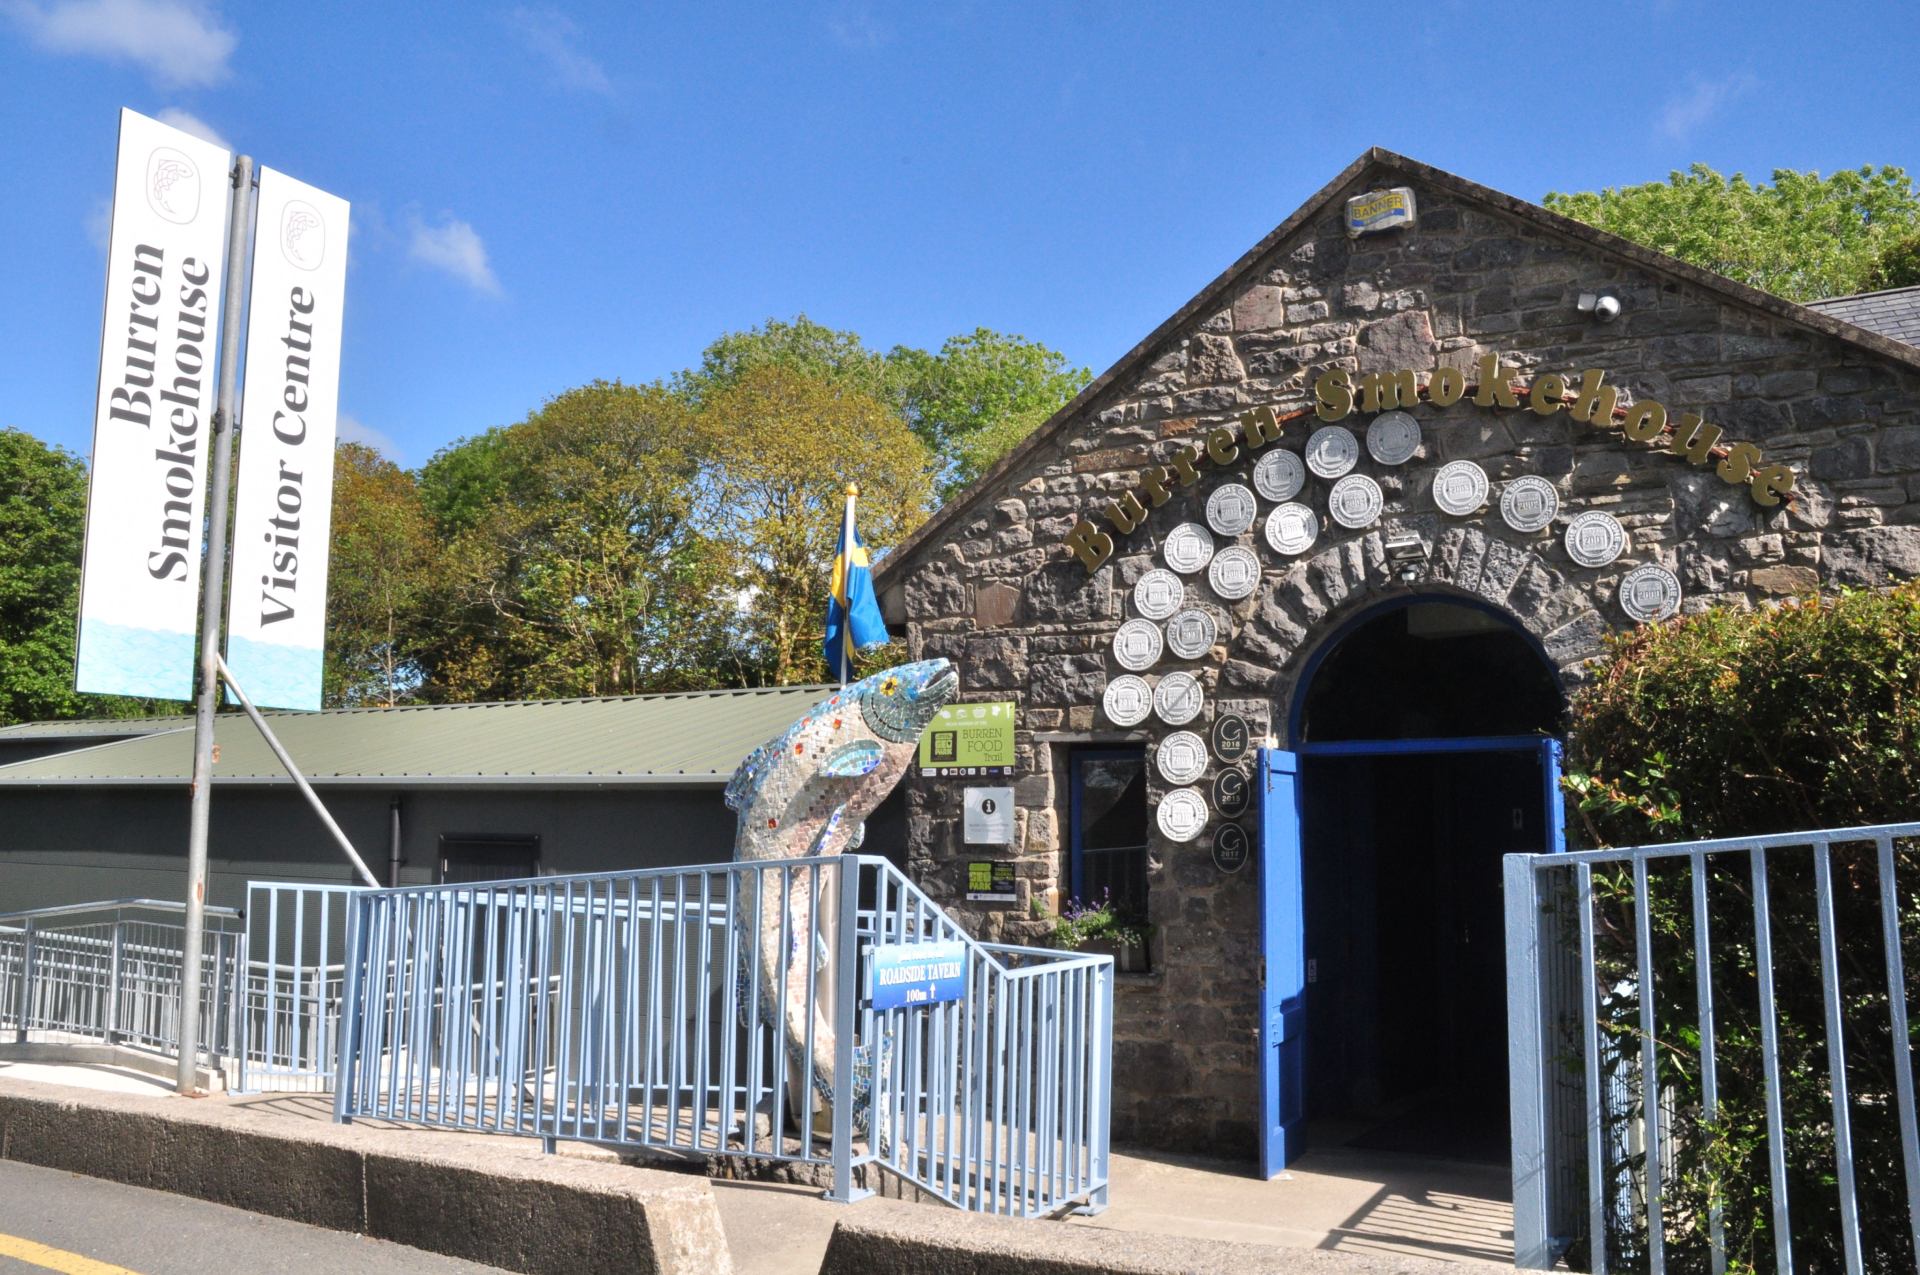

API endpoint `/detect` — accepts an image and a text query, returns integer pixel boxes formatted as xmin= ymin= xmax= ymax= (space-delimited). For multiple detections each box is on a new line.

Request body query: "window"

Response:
xmin=1070 ymin=749 xmax=1148 ymax=913
xmin=438 ymin=834 xmax=541 ymax=884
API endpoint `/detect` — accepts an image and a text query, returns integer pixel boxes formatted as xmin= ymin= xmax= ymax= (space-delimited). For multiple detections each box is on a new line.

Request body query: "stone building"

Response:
xmin=869 ymin=148 xmax=1920 ymax=1163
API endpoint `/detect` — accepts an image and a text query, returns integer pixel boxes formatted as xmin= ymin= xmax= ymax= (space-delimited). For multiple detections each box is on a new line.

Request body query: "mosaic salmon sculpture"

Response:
xmin=724 ymin=659 xmax=960 ymax=1114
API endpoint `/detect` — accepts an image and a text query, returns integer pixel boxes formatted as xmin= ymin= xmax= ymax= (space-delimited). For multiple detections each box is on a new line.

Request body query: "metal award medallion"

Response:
xmin=1156 ymin=732 xmax=1209 ymax=787
xmin=1211 ymin=822 xmax=1250 ymax=874
xmin=1112 ymin=619 xmax=1163 ymax=672
xmin=1500 ymin=475 xmax=1560 ymax=534
xmin=1212 ymin=766 xmax=1250 ymax=817
xmin=1162 ymin=522 xmax=1215 ymax=575
xmin=1264 ymin=503 xmax=1319 ymax=556
xmin=1165 ymin=608 xmax=1218 ymax=660
xmin=1207 ymin=546 xmax=1261 ymax=601
xmin=1565 ymin=511 xmax=1628 ymax=568
xmin=1619 ymin=564 xmax=1682 ymax=622
xmin=1153 ymin=670 xmax=1204 ymax=726
xmin=1210 ymin=713 xmax=1249 ymax=762
xmin=1133 ymin=568 xmax=1184 ymax=620
xmin=1366 ymin=411 xmax=1421 ymax=465
xmin=1328 ymin=474 xmax=1384 ymax=529
xmin=1156 ymin=788 xmax=1209 ymax=843
xmin=1305 ymin=426 xmax=1360 ymax=479
xmin=1102 ymin=674 xmax=1153 ymax=727
xmin=1205 ymin=484 xmax=1259 ymax=537
xmin=1253 ymin=448 xmax=1306 ymax=502
xmin=1432 ymin=460 xmax=1489 ymax=516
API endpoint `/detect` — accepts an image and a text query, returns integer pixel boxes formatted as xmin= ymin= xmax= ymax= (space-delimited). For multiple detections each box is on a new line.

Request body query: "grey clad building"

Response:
xmin=0 ymin=686 xmax=911 ymax=913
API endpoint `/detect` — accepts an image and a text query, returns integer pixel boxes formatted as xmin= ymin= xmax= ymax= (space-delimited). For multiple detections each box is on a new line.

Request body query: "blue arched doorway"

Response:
xmin=1258 ymin=595 xmax=1566 ymax=1176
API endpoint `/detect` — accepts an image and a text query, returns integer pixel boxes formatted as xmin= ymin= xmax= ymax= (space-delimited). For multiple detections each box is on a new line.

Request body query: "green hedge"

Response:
xmin=1563 ymin=587 xmax=1920 ymax=1271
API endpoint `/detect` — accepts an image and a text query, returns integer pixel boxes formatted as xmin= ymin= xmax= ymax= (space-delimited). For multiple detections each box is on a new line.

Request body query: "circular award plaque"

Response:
xmin=1433 ymin=460 xmax=1490 ymax=515
xmin=1165 ymin=608 xmax=1218 ymax=660
xmin=1500 ymin=475 xmax=1560 ymax=534
xmin=1253 ymin=448 xmax=1306 ymax=502
xmin=1153 ymin=670 xmax=1204 ymax=726
xmin=1205 ymin=483 xmax=1259 ymax=537
xmin=1162 ymin=522 xmax=1216 ymax=574
xmin=1565 ymin=511 xmax=1628 ymax=568
xmin=1133 ymin=568 xmax=1184 ymax=620
xmin=1212 ymin=766 xmax=1250 ymax=817
xmin=1211 ymin=822 xmax=1250 ymax=873
xmin=1210 ymin=713 xmax=1250 ymax=762
xmin=1156 ymin=732 xmax=1209 ymax=786
xmin=1102 ymin=674 xmax=1152 ymax=727
xmin=1619 ymin=564 xmax=1682 ymax=622
xmin=1264 ymin=503 xmax=1320 ymax=556
xmin=1366 ymin=411 xmax=1421 ymax=465
xmin=1156 ymin=788 xmax=1209 ymax=842
xmin=1208 ymin=546 xmax=1261 ymax=600
xmin=1328 ymin=474 xmax=1384 ymax=529
xmin=1112 ymin=618 xmax=1163 ymax=672
xmin=1305 ymin=426 xmax=1360 ymax=479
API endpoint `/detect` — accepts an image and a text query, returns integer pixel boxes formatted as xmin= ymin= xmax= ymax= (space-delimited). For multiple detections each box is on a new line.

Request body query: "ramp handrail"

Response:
xmin=329 ymin=855 xmax=1112 ymax=1215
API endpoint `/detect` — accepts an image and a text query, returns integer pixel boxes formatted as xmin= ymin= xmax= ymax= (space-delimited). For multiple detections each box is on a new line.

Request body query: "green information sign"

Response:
xmin=920 ymin=701 xmax=1016 ymax=776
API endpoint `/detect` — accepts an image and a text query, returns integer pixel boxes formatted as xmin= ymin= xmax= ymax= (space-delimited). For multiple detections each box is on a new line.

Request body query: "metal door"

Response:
xmin=1257 ymin=747 xmax=1305 ymax=1177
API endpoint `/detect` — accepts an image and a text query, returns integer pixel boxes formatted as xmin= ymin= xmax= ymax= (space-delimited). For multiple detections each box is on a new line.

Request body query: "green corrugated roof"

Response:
xmin=0 ymin=686 xmax=831 ymax=787
xmin=0 ymin=715 xmax=192 ymax=739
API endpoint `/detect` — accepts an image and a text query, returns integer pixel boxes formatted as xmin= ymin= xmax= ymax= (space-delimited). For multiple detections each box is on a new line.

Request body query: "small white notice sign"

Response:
xmin=964 ymin=786 xmax=1016 ymax=845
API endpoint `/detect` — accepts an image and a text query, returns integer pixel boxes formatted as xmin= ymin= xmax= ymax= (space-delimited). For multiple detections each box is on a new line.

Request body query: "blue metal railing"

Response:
xmin=1506 ymin=822 xmax=1920 ymax=1274
xmin=330 ymin=856 xmax=1112 ymax=1216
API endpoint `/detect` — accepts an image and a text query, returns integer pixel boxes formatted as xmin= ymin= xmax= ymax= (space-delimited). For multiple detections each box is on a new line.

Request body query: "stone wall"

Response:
xmin=885 ymin=161 xmax=1920 ymax=1156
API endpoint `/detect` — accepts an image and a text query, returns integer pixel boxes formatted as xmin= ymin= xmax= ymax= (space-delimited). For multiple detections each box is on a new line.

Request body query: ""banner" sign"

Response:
xmin=75 ymin=109 xmax=233 ymax=700
xmin=225 ymin=168 xmax=350 ymax=710
xmin=868 ymin=941 xmax=968 ymax=1011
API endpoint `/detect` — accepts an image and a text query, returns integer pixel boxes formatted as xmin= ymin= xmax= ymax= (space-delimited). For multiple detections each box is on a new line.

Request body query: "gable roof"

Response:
xmin=1806 ymin=284 xmax=1920 ymax=349
xmin=0 ymin=685 xmax=830 ymax=787
xmin=874 ymin=147 xmax=1920 ymax=588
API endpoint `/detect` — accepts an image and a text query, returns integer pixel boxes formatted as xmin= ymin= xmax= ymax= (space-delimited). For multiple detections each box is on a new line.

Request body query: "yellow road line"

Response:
xmin=0 ymin=1233 xmax=143 ymax=1275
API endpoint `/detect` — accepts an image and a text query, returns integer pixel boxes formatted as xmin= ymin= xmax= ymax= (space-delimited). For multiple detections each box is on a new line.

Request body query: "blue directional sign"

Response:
xmin=868 ymin=940 xmax=968 ymax=1011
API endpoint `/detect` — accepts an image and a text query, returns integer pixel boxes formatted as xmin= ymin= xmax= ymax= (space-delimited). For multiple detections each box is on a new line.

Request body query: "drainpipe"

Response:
xmin=388 ymin=797 xmax=403 ymax=888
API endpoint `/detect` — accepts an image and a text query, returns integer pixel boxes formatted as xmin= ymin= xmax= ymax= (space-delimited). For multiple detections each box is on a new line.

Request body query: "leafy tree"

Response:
xmin=891 ymin=328 xmax=1091 ymax=493
xmin=415 ymin=380 xmax=740 ymax=701
xmin=675 ymin=314 xmax=896 ymax=407
xmin=1545 ymin=163 xmax=1920 ymax=301
xmin=1874 ymin=231 xmax=1920 ymax=290
xmin=324 ymin=443 xmax=434 ymax=707
xmin=693 ymin=367 xmax=935 ymax=685
xmin=0 ymin=430 xmax=181 ymax=725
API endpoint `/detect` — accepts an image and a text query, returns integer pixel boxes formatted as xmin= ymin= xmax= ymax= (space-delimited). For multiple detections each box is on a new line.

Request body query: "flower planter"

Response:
xmin=1075 ymin=936 xmax=1149 ymax=973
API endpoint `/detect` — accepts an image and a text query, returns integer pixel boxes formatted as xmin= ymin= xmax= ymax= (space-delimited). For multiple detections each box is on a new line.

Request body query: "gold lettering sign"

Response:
xmin=1060 ymin=350 xmax=1796 ymax=574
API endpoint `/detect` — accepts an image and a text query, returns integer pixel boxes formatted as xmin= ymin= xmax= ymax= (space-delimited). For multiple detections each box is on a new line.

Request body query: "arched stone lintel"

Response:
xmin=1220 ymin=525 xmax=1608 ymax=726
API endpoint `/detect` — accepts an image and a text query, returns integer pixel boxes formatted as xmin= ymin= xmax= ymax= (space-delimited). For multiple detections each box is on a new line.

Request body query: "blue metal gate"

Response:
xmin=331 ymin=854 xmax=1112 ymax=1217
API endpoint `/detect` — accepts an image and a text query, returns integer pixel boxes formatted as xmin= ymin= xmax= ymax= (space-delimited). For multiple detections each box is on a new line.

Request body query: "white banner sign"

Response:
xmin=225 ymin=167 xmax=350 ymax=711
xmin=75 ymin=109 xmax=233 ymax=701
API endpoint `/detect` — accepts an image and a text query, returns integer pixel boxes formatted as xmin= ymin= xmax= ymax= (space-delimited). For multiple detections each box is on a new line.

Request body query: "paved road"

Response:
xmin=0 ymin=1161 xmax=505 ymax=1275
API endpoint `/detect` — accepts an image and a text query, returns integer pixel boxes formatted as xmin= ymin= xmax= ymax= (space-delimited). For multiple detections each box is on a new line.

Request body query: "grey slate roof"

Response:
xmin=0 ymin=686 xmax=831 ymax=787
xmin=1805 ymin=285 xmax=1920 ymax=349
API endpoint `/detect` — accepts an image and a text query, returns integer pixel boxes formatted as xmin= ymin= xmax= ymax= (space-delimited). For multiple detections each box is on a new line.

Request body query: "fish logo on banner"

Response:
xmin=75 ymin=110 xmax=233 ymax=701
xmin=224 ymin=168 xmax=351 ymax=710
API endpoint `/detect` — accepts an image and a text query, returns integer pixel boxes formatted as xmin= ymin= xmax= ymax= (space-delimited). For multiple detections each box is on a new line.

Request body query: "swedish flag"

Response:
xmin=824 ymin=484 xmax=890 ymax=685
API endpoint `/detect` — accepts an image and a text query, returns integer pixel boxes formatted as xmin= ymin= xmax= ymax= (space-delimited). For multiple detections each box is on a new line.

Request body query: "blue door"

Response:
xmin=1257 ymin=748 xmax=1305 ymax=1176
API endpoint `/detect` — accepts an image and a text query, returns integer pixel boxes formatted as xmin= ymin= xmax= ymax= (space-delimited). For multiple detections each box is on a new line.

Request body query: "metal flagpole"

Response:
xmin=175 ymin=154 xmax=253 ymax=1094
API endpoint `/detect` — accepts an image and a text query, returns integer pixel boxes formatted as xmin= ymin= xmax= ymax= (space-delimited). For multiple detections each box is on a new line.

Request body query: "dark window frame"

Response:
xmin=1068 ymin=746 xmax=1149 ymax=913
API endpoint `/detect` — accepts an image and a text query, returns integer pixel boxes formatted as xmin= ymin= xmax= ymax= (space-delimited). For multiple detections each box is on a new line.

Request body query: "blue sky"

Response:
xmin=4 ymin=1 xmax=1918 ymax=467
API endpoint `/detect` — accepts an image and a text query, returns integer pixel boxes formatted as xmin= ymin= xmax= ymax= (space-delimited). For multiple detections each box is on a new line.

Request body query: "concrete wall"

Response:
xmin=0 ymin=784 xmax=738 ymax=912
xmin=880 ymin=159 xmax=1920 ymax=1156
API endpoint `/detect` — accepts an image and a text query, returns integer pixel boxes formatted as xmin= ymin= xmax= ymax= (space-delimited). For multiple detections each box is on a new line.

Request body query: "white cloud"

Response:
xmin=1658 ymin=73 xmax=1756 ymax=141
xmin=825 ymin=2 xmax=888 ymax=50
xmin=84 ymin=196 xmax=111 ymax=252
xmin=6 ymin=0 xmax=236 ymax=88
xmin=156 ymin=105 xmax=228 ymax=150
xmin=511 ymin=8 xmax=611 ymax=95
xmin=408 ymin=215 xmax=500 ymax=295
xmin=336 ymin=413 xmax=402 ymax=463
